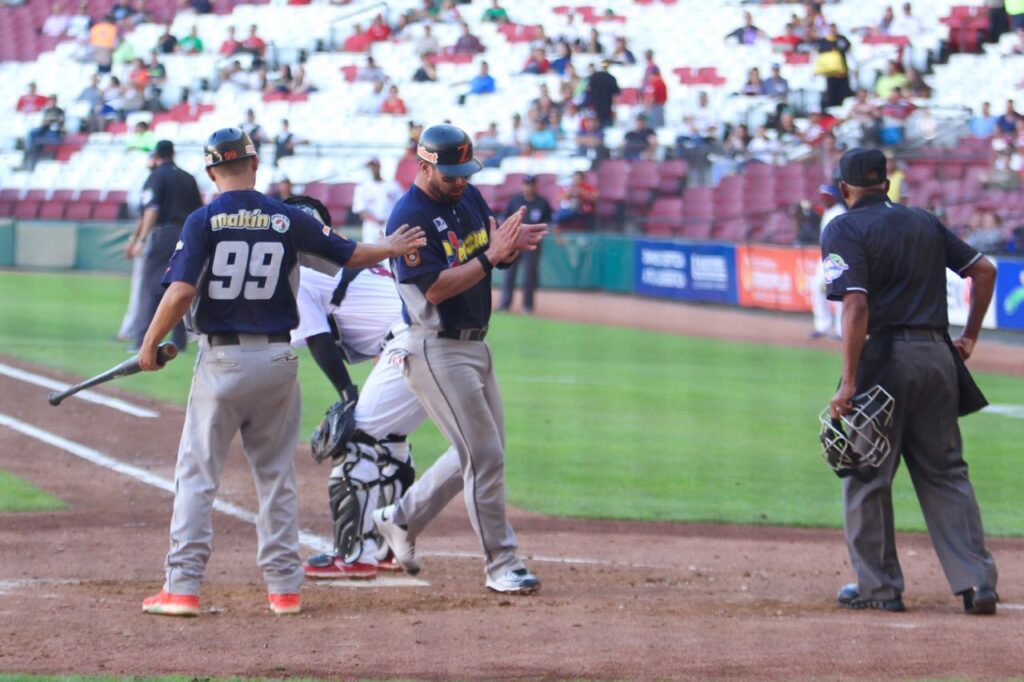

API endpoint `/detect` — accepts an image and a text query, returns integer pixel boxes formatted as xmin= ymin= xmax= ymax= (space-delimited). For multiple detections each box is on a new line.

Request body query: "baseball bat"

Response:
xmin=47 ymin=343 xmax=178 ymax=407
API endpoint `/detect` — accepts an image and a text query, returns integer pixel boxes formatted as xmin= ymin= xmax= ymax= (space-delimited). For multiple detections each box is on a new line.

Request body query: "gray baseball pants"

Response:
xmin=391 ymin=334 xmax=525 ymax=580
xmin=843 ymin=333 xmax=998 ymax=600
xmin=163 ymin=335 xmax=304 ymax=596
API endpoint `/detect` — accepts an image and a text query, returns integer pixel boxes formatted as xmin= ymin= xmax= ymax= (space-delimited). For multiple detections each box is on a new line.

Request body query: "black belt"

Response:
xmin=208 ymin=332 xmax=291 ymax=347
xmin=437 ymin=327 xmax=488 ymax=341
xmin=892 ymin=328 xmax=944 ymax=342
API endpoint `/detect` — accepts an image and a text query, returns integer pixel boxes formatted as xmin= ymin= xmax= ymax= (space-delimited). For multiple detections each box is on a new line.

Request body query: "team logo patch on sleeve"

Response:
xmin=404 ymin=250 xmax=421 ymax=267
xmin=322 ymin=225 xmax=331 ymax=236
xmin=822 ymin=253 xmax=849 ymax=284
xmin=433 ymin=217 xmax=448 ymax=232
xmin=270 ymin=214 xmax=291 ymax=233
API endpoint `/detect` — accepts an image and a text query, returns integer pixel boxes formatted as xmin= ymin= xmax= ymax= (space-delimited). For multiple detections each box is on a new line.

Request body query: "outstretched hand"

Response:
xmin=384 ymin=224 xmax=427 ymax=258
xmin=487 ymin=208 xmax=524 ymax=263
xmin=513 ymin=222 xmax=548 ymax=251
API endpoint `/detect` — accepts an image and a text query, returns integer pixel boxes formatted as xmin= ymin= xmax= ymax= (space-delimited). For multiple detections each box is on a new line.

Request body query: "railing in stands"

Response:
xmin=327 ymin=0 xmax=390 ymax=51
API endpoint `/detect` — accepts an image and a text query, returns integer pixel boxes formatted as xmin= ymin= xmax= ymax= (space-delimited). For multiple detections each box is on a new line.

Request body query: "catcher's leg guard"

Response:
xmin=327 ymin=442 xmax=380 ymax=563
xmin=378 ymin=435 xmax=415 ymax=508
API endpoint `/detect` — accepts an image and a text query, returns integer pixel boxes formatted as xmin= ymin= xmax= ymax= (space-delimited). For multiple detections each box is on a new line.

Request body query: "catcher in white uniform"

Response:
xmin=286 ymin=196 xmax=428 ymax=580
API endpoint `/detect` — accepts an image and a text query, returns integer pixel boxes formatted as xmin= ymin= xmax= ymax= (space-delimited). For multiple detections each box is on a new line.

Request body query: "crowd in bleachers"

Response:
xmin=2 ymin=0 xmax=1024 ymax=253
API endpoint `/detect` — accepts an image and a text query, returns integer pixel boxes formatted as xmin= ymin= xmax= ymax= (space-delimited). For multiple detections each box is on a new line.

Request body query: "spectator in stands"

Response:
xmin=127 ymin=0 xmax=150 ymax=27
xmin=474 ymin=121 xmax=504 ymax=166
xmin=76 ymin=74 xmax=104 ymax=131
xmin=414 ymin=23 xmax=439 ymax=55
xmin=110 ymin=0 xmax=135 ymax=23
xmin=762 ymin=63 xmax=789 ymax=99
xmin=816 ymin=23 xmax=852 ymax=108
xmin=1010 ymin=0 xmax=1024 ymax=32
xmin=129 ymin=57 xmax=152 ymax=88
xmin=609 ymin=36 xmax=636 ymax=65
xmin=676 ymin=115 xmax=714 ymax=154
xmin=803 ymin=111 xmax=836 ymax=145
xmin=187 ymin=0 xmax=213 ymax=14
xmin=380 ymin=84 xmax=408 ymax=115
xmin=874 ymin=60 xmax=908 ymax=99
xmin=748 ymin=125 xmax=781 ymax=164
xmin=886 ymin=151 xmax=906 ymax=203
xmin=218 ymin=59 xmax=247 ymax=93
xmin=847 ymin=88 xmax=881 ymax=144
xmin=292 ymin=55 xmax=315 ymax=94
xmin=481 ymin=0 xmax=509 ymax=23
xmin=688 ymin=90 xmax=720 ymax=139
xmin=523 ymin=47 xmax=549 ymax=74
xmin=439 ymin=0 xmax=462 ymax=24
xmin=723 ymin=123 xmax=752 ymax=159
xmin=178 ymin=25 xmax=204 ymax=54
xmin=456 ymin=60 xmax=495 ymax=105
xmin=41 ymin=0 xmax=72 ymax=38
xmin=982 ymin=140 xmax=1022 ymax=189
xmin=240 ymin=108 xmax=270 ymax=153
xmin=878 ymin=86 xmax=915 ymax=145
xmin=772 ymin=23 xmax=803 ymax=52
xmin=127 ymin=120 xmax=157 ymax=151
xmin=740 ymin=67 xmax=764 ymax=96
xmin=643 ymin=67 xmax=668 ymax=128
xmin=99 ymin=75 xmax=126 ymax=122
xmin=971 ymin=101 xmax=999 ymax=138
xmin=267 ymin=176 xmax=294 ymax=201
xmin=775 ymin=110 xmax=800 ymax=144
xmin=574 ymin=111 xmax=607 ymax=159
xmin=357 ymin=55 xmax=386 ymax=82
xmin=726 ymin=11 xmax=765 ymax=45
xmin=890 ymin=2 xmax=927 ymax=70
xmin=16 ymin=82 xmax=48 ymax=113
xmin=219 ymin=27 xmax=241 ymax=56
xmin=584 ymin=60 xmax=619 ymax=129
xmin=453 ymin=21 xmax=484 ymax=54
xmin=530 ymin=83 xmax=557 ymax=121
xmin=876 ymin=5 xmax=896 ymax=35
xmin=996 ymin=99 xmax=1020 ymax=134
xmin=561 ymin=101 xmax=582 ymax=135
xmin=803 ymin=2 xmax=829 ymax=37
xmin=413 ymin=54 xmax=437 ymax=82
xmin=550 ymin=41 xmax=573 ymax=76
xmin=67 ymin=0 xmax=92 ymax=52
xmin=22 ymin=95 xmax=65 ymax=170
xmin=500 ymin=112 xmax=529 ymax=154
xmin=146 ymin=49 xmax=167 ymax=91
xmin=342 ymin=23 xmax=373 ymax=52
xmin=366 ymin=13 xmax=391 ymax=42
xmin=554 ymin=170 xmax=597 ymax=231
xmin=156 ymin=24 xmax=177 ymax=53
xmin=89 ymin=15 xmax=118 ymax=73
xmin=904 ymin=67 xmax=930 ymax=98
xmin=622 ymin=113 xmax=658 ymax=160
xmin=272 ymin=119 xmax=304 ymax=166
xmin=270 ymin=64 xmax=294 ymax=94
xmin=241 ymin=24 xmax=266 ymax=57
xmin=111 ymin=32 xmax=136 ymax=67
xmin=527 ymin=118 xmax=558 ymax=153
xmin=357 ymin=80 xmax=387 ymax=113
xmin=353 ymin=157 xmax=403 ymax=243
xmin=965 ymin=208 xmax=1007 ymax=252
xmin=582 ymin=27 xmax=604 ymax=55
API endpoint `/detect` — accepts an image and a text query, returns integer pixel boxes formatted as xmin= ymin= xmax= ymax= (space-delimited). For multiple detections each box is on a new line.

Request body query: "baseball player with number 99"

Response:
xmin=136 ymin=128 xmax=425 ymax=617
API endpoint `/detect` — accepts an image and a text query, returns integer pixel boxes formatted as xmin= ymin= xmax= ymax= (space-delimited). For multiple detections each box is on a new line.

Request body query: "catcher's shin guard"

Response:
xmin=377 ymin=436 xmax=415 ymax=508
xmin=327 ymin=442 xmax=380 ymax=562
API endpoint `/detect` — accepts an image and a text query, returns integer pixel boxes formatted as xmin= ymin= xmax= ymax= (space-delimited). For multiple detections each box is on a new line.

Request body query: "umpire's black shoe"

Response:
xmin=961 ymin=587 xmax=998 ymax=615
xmin=837 ymin=583 xmax=906 ymax=612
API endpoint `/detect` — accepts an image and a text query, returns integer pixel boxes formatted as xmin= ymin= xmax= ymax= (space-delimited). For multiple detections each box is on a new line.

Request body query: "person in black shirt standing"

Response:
xmin=822 ymin=147 xmax=999 ymax=615
xmin=584 ymin=59 xmax=620 ymax=129
xmin=126 ymin=140 xmax=203 ymax=352
xmin=498 ymin=175 xmax=551 ymax=314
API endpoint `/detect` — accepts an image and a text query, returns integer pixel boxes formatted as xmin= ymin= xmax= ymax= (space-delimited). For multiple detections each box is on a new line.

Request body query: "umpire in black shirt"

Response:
xmin=498 ymin=175 xmax=552 ymax=314
xmin=127 ymin=140 xmax=203 ymax=351
xmin=822 ymin=147 xmax=999 ymax=615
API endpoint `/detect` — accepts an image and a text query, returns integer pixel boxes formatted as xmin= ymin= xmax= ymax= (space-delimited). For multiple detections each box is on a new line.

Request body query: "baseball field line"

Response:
xmin=0 ymin=363 xmax=160 ymax=418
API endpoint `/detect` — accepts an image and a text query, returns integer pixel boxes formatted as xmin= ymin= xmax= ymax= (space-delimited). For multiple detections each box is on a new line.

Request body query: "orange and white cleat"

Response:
xmin=267 ymin=593 xmax=302 ymax=615
xmin=142 ymin=589 xmax=200 ymax=617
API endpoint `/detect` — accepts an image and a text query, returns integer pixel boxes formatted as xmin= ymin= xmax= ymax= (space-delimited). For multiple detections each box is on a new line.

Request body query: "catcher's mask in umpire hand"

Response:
xmin=819 ymin=385 xmax=895 ymax=480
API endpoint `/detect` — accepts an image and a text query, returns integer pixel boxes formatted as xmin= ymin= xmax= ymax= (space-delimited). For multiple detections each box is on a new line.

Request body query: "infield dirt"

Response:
xmin=1 ymin=293 xmax=1022 ymax=680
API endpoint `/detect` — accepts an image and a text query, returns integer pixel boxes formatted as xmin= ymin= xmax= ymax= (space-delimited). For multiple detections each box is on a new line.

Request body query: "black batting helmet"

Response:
xmin=416 ymin=124 xmax=482 ymax=177
xmin=204 ymin=127 xmax=258 ymax=167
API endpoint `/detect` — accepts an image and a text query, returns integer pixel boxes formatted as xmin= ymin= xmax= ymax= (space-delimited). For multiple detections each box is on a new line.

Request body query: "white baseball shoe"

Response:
xmin=372 ymin=505 xmax=420 ymax=575
xmin=486 ymin=568 xmax=541 ymax=595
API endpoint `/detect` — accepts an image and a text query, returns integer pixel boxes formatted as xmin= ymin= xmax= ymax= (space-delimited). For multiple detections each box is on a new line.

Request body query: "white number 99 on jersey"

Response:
xmin=208 ymin=240 xmax=284 ymax=300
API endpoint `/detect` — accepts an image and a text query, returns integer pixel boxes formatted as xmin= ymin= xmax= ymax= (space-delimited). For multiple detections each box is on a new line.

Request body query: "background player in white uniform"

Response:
xmin=287 ymin=196 xmax=429 ymax=580
xmin=811 ymin=183 xmax=847 ymax=340
xmin=353 ymin=157 xmax=404 ymax=244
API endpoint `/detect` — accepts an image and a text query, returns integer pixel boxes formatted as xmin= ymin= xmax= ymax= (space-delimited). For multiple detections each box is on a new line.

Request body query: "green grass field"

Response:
xmin=1 ymin=270 xmax=1022 ymax=534
xmin=0 ymin=469 xmax=65 ymax=512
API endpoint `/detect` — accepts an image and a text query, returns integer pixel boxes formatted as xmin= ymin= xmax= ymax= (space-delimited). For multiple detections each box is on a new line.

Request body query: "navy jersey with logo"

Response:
xmin=821 ymin=193 xmax=981 ymax=334
xmin=387 ymin=184 xmax=494 ymax=330
xmin=164 ymin=189 xmax=357 ymax=334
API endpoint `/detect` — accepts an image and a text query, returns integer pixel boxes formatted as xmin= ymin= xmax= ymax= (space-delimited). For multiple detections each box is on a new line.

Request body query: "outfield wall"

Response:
xmin=4 ymin=219 xmax=1024 ymax=331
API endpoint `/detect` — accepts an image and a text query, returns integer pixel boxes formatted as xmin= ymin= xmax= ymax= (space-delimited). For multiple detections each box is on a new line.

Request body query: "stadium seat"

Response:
xmin=91 ymin=203 xmax=120 ymax=221
xmin=38 ymin=201 xmax=66 ymax=220
xmin=642 ymin=197 xmax=683 ymax=237
xmin=64 ymin=202 xmax=93 ymax=221
xmin=0 ymin=200 xmax=15 ymax=217
xmin=14 ymin=200 xmax=41 ymax=220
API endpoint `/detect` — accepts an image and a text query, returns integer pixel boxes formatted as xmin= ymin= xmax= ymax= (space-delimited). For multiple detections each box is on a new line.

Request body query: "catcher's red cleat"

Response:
xmin=377 ymin=552 xmax=404 ymax=572
xmin=304 ymin=553 xmax=378 ymax=580
xmin=268 ymin=593 xmax=302 ymax=615
xmin=142 ymin=589 xmax=199 ymax=617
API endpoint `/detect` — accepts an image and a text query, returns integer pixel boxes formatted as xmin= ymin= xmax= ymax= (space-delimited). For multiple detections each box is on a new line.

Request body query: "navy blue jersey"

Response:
xmin=388 ymin=184 xmax=494 ymax=330
xmin=821 ymin=192 xmax=981 ymax=333
xmin=164 ymin=189 xmax=357 ymax=334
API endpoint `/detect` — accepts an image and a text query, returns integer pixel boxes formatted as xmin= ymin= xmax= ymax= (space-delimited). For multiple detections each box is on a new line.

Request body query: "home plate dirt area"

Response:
xmin=1 ymin=295 xmax=1022 ymax=680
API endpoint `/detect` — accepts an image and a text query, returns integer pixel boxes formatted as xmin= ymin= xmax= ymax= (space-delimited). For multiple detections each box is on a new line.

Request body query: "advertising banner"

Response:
xmin=634 ymin=240 xmax=737 ymax=303
xmin=736 ymin=245 xmax=819 ymax=312
xmin=994 ymin=257 xmax=1024 ymax=330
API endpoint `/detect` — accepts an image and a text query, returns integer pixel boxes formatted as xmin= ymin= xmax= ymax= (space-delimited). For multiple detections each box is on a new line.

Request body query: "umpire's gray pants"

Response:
xmin=843 ymin=335 xmax=998 ymax=600
xmin=164 ymin=336 xmax=304 ymax=595
xmin=392 ymin=334 xmax=525 ymax=580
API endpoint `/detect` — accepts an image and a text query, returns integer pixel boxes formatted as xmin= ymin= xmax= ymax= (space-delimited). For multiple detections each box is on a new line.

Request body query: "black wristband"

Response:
xmin=476 ymin=252 xmax=494 ymax=273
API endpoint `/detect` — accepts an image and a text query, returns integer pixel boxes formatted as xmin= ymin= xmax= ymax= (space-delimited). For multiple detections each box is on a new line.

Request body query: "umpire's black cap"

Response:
xmin=839 ymin=147 xmax=888 ymax=187
xmin=204 ymin=127 xmax=258 ymax=167
xmin=416 ymin=123 xmax=482 ymax=177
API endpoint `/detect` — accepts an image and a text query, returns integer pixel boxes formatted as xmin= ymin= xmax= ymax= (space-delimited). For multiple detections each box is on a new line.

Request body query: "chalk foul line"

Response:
xmin=0 ymin=363 xmax=159 ymax=418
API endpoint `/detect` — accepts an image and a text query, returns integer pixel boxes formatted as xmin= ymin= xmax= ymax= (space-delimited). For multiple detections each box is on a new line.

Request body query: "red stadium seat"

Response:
xmin=0 ymin=189 xmax=21 ymax=201
xmin=0 ymin=200 xmax=15 ymax=216
xmin=24 ymin=189 xmax=47 ymax=201
xmin=91 ymin=203 xmax=120 ymax=221
xmin=642 ymin=197 xmax=683 ymax=236
xmin=78 ymin=190 xmax=102 ymax=203
xmin=14 ymin=200 xmax=41 ymax=220
xmin=38 ymin=201 xmax=66 ymax=220
xmin=51 ymin=189 xmax=75 ymax=202
xmin=64 ymin=202 xmax=93 ymax=221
